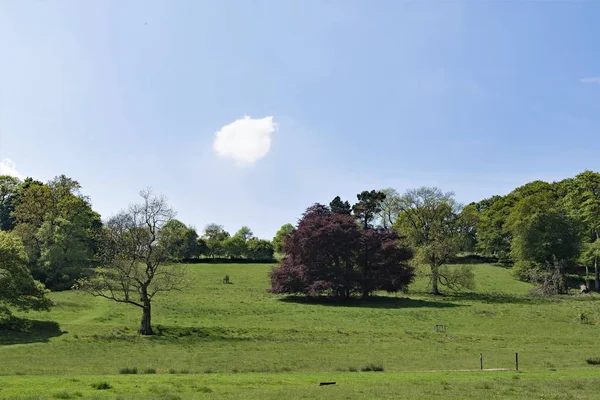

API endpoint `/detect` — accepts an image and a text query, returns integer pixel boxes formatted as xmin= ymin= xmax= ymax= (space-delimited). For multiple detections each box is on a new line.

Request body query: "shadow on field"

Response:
xmin=0 ymin=320 xmax=65 ymax=345
xmin=279 ymin=296 xmax=462 ymax=309
xmin=445 ymin=292 xmax=543 ymax=304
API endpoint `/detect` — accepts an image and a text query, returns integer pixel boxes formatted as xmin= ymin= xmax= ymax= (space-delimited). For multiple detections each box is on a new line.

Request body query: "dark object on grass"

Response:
xmin=361 ymin=363 xmax=384 ymax=372
xmin=119 ymin=367 xmax=138 ymax=374
xmin=319 ymin=382 xmax=336 ymax=386
xmin=223 ymin=275 xmax=231 ymax=284
xmin=91 ymin=382 xmax=112 ymax=390
xmin=580 ymin=283 xmax=590 ymax=294
xmin=586 ymin=357 xmax=600 ymax=365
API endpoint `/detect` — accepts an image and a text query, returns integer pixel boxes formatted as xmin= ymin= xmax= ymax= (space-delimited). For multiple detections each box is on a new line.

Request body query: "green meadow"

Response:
xmin=2 ymin=263 xmax=600 ymax=399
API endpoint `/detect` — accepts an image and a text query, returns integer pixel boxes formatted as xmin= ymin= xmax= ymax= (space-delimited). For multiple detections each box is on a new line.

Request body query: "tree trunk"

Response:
xmin=595 ymin=256 xmax=599 ymax=291
xmin=138 ymin=300 xmax=153 ymax=335
xmin=431 ymin=264 xmax=441 ymax=295
xmin=586 ymin=265 xmax=592 ymax=289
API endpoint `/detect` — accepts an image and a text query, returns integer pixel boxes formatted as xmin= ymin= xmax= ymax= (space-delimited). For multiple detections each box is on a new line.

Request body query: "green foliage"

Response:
xmin=234 ymin=226 xmax=254 ymax=242
xmin=437 ymin=265 xmax=476 ymax=292
xmin=224 ymin=235 xmax=247 ymax=258
xmin=394 ymin=187 xmax=465 ymax=294
xmin=160 ymin=220 xmax=203 ymax=261
xmin=119 ymin=367 xmax=138 ymax=374
xmin=506 ymin=193 xmax=581 ymax=265
xmin=512 ymin=260 xmax=542 ymax=282
xmin=203 ymin=223 xmax=230 ymax=258
xmin=0 ymin=175 xmax=21 ymax=231
xmin=377 ymin=188 xmax=401 ymax=229
xmin=352 ymin=190 xmax=386 ymax=228
xmin=475 ymin=195 xmax=514 ymax=259
xmin=586 ymin=358 xmax=600 ymax=365
xmin=329 ymin=196 xmax=352 ymax=215
xmin=11 ymin=175 xmax=101 ymax=290
xmin=272 ymin=223 xmax=294 ymax=254
xmin=0 ymin=231 xmax=51 ymax=320
xmin=246 ymin=238 xmax=274 ymax=260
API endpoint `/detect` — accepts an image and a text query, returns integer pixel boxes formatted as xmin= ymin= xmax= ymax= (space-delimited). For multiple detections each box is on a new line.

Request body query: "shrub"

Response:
xmin=143 ymin=368 xmax=157 ymax=374
xmin=512 ymin=260 xmax=539 ymax=282
xmin=90 ymin=382 xmax=112 ymax=390
xmin=119 ymin=367 xmax=138 ymax=374
xmin=361 ymin=363 xmax=384 ymax=372
xmin=586 ymin=357 xmax=600 ymax=365
xmin=168 ymin=368 xmax=177 ymax=374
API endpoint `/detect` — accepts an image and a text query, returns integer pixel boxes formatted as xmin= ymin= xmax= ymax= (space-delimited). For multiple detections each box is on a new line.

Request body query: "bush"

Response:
xmin=512 ymin=260 xmax=542 ymax=282
xmin=119 ymin=367 xmax=138 ymax=374
xmin=586 ymin=357 xmax=600 ymax=365
xmin=361 ymin=363 xmax=384 ymax=372
xmin=90 ymin=382 xmax=112 ymax=390
xmin=143 ymin=368 xmax=157 ymax=374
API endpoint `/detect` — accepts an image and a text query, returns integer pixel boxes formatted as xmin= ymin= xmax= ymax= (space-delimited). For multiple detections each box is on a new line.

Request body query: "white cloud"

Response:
xmin=0 ymin=159 xmax=25 ymax=180
xmin=213 ymin=116 xmax=277 ymax=166
xmin=580 ymin=77 xmax=600 ymax=84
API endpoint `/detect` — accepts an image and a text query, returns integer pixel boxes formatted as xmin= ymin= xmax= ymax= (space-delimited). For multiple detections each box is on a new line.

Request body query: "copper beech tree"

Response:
xmin=270 ymin=203 xmax=415 ymax=299
xmin=75 ymin=189 xmax=187 ymax=335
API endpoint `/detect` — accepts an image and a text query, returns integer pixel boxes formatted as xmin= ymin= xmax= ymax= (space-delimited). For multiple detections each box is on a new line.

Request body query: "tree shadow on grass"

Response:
xmin=444 ymin=291 xmax=548 ymax=305
xmin=0 ymin=320 xmax=65 ymax=346
xmin=279 ymin=295 xmax=463 ymax=309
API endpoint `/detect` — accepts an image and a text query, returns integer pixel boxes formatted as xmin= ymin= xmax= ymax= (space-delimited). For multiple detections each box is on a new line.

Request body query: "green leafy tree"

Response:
xmin=329 ymin=196 xmax=352 ymax=215
xmin=565 ymin=171 xmax=600 ymax=289
xmin=0 ymin=175 xmax=21 ymax=231
xmin=394 ymin=187 xmax=470 ymax=295
xmin=234 ymin=226 xmax=254 ymax=242
xmin=272 ymin=223 xmax=295 ymax=254
xmin=202 ymin=223 xmax=230 ymax=258
xmin=458 ymin=203 xmax=481 ymax=252
xmin=0 ymin=231 xmax=51 ymax=322
xmin=352 ymin=190 xmax=386 ymax=229
xmin=581 ymin=240 xmax=600 ymax=289
xmin=377 ymin=188 xmax=401 ymax=229
xmin=160 ymin=220 xmax=202 ymax=260
xmin=246 ymin=238 xmax=275 ymax=260
xmin=475 ymin=195 xmax=514 ymax=259
xmin=224 ymin=235 xmax=247 ymax=258
xmin=11 ymin=176 xmax=101 ymax=290
xmin=505 ymin=192 xmax=580 ymax=287
xmin=506 ymin=192 xmax=581 ymax=264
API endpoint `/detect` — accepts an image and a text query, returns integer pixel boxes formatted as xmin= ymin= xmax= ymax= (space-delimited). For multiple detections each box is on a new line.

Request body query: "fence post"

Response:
xmin=480 ymin=353 xmax=483 ymax=370
xmin=516 ymin=352 xmax=519 ymax=371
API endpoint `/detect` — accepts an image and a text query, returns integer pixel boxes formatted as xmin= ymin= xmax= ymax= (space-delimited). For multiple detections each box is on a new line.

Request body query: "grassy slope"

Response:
xmin=2 ymin=263 xmax=600 ymax=398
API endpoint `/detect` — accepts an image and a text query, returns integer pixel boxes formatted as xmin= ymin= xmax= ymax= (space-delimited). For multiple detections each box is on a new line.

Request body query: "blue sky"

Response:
xmin=1 ymin=0 xmax=599 ymax=239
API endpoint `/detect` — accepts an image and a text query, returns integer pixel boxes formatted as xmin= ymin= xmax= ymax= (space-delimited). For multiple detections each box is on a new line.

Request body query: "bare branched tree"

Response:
xmin=75 ymin=189 xmax=187 ymax=335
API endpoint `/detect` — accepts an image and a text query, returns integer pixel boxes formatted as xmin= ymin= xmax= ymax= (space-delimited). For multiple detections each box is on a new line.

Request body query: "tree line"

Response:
xmin=0 ymin=175 xmax=274 ymax=292
xmin=2 ymin=170 xmax=600 ymax=334
xmin=462 ymin=171 xmax=600 ymax=293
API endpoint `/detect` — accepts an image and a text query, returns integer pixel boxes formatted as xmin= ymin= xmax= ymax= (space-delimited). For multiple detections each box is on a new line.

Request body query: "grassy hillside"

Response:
xmin=2 ymin=263 xmax=600 ymax=398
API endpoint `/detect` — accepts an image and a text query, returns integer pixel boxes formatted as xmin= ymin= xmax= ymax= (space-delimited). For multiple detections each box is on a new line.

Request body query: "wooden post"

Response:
xmin=516 ymin=353 xmax=519 ymax=371
xmin=480 ymin=353 xmax=483 ymax=370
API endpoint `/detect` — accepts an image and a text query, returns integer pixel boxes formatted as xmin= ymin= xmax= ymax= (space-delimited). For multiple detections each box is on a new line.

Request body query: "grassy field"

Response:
xmin=2 ymin=263 xmax=600 ymax=399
